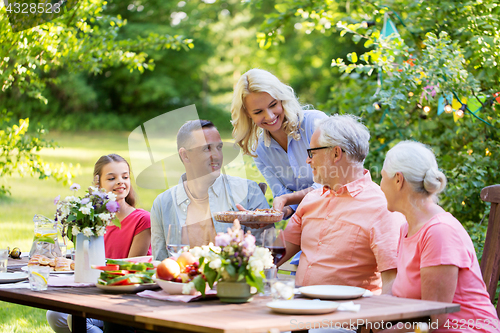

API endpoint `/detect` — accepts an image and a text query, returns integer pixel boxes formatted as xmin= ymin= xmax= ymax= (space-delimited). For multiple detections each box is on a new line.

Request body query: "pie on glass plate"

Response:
xmin=213 ymin=209 xmax=284 ymax=224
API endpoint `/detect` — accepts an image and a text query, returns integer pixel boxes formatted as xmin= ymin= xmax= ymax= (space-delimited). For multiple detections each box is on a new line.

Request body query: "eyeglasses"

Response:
xmin=307 ymin=146 xmax=344 ymax=159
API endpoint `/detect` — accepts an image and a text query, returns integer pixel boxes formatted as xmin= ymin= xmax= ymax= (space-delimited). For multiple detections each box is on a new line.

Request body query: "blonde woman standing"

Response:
xmin=231 ymin=68 xmax=328 ymax=218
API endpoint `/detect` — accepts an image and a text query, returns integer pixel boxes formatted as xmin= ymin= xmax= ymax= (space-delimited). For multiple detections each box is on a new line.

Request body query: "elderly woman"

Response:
xmin=379 ymin=141 xmax=498 ymax=332
xmin=231 ymin=68 xmax=327 ymax=217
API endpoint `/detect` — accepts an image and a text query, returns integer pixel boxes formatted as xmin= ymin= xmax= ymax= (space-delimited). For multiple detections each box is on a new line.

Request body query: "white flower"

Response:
xmin=64 ymin=196 xmax=80 ymax=203
xmin=106 ymin=191 xmax=117 ymax=201
xmin=89 ymin=186 xmax=99 ymax=193
xmin=98 ymin=213 xmax=111 ymax=222
xmin=182 ymin=281 xmax=195 ymax=295
xmin=189 ymin=245 xmax=211 ymax=260
xmin=208 ymin=258 xmax=222 ymax=270
xmin=60 ymin=205 xmax=70 ymax=218
xmin=247 ymin=247 xmax=273 ymax=273
xmin=96 ymin=225 xmax=106 ymax=236
xmin=71 ymin=226 xmax=80 ymax=236
xmin=79 ymin=202 xmax=93 ymax=215
xmin=82 ymin=227 xmax=94 ymax=237
xmin=209 ymin=243 xmax=221 ymax=254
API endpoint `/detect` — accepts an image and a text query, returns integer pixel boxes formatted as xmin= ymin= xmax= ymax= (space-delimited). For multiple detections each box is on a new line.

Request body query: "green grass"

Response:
xmin=0 ymin=130 xmax=267 ymax=332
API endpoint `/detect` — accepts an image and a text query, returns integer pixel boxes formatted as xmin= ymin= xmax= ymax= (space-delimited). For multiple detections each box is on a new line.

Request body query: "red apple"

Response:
xmin=156 ymin=258 xmax=181 ymax=281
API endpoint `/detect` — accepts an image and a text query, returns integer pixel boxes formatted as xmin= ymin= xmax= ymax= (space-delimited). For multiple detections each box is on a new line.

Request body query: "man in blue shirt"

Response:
xmin=151 ymin=120 xmax=270 ymax=261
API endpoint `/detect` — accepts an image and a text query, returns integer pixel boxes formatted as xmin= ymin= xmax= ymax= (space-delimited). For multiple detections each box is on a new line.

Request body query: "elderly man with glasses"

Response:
xmin=277 ymin=114 xmax=405 ymax=294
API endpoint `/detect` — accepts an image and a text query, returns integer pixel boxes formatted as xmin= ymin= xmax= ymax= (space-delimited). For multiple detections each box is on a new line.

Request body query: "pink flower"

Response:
xmin=215 ymin=233 xmax=232 ymax=247
xmin=241 ymin=234 xmax=256 ymax=256
xmin=54 ymin=195 xmax=60 ymax=205
xmin=69 ymin=183 xmax=80 ymax=191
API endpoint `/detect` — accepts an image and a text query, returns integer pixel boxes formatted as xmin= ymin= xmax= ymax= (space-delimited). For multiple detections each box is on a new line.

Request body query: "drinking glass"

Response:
xmin=166 ymin=224 xmax=189 ymax=258
xmin=270 ymin=276 xmax=295 ymax=301
xmin=262 ymin=228 xmax=286 ymax=266
xmin=28 ymin=265 xmax=50 ymax=291
xmin=0 ymin=248 xmax=8 ymax=273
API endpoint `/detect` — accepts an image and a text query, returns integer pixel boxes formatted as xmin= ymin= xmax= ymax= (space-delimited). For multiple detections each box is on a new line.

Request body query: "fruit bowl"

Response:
xmin=155 ymin=278 xmax=190 ymax=295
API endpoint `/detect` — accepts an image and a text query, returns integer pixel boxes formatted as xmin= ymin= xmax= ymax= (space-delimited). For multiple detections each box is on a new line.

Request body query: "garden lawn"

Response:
xmin=0 ymin=130 xmax=266 ymax=332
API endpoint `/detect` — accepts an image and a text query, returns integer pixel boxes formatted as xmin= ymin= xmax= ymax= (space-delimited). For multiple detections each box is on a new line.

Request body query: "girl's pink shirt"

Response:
xmin=104 ymin=208 xmax=151 ymax=259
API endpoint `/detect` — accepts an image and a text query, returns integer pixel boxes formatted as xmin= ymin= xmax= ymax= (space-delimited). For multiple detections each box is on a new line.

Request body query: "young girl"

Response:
xmin=47 ymin=154 xmax=151 ymax=333
xmin=231 ymin=68 xmax=328 ymax=218
xmin=95 ymin=154 xmax=151 ymax=258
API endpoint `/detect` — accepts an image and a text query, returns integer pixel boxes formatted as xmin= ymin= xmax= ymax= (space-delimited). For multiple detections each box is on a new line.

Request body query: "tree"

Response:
xmin=259 ymin=0 xmax=500 ymax=255
xmin=0 ymin=0 xmax=192 ymax=195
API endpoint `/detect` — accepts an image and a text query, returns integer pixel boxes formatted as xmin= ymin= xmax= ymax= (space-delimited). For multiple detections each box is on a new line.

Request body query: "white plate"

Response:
xmin=96 ymin=283 xmax=158 ymax=293
xmin=0 ymin=272 xmax=29 ymax=284
xmin=299 ymin=285 xmax=366 ymax=300
xmin=267 ymin=300 xmax=339 ymax=315
xmin=21 ymin=266 xmax=74 ymax=274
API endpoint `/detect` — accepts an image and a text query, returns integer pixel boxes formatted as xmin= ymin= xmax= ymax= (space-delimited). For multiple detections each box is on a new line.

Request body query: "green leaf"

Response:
xmin=245 ymin=274 xmax=265 ymax=294
xmin=351 ymin=52 xmax=358 ymax=63
xmin=111 ymin=218 xmax=121 ymax=228
xmin=204 ymin=267 xmax=217 ymax=288
xmin=193 ymin=275 xmax=206 ymax=297
xmin=225 ymin=264 xmax=236 ymax=277
xmin=274 ymin=4 xmax=288 ymax=13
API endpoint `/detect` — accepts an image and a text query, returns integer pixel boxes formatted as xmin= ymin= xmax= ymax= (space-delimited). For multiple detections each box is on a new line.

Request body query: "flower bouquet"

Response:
xmin=183 ymin=220 xmax=274 ymax=297
xmin=54 ymin=184 xmax=120 ymax=243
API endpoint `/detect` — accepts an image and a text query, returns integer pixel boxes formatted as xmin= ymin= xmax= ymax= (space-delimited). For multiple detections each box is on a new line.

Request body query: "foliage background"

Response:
xmin=1 ymin=0 xmax=499 ymax=330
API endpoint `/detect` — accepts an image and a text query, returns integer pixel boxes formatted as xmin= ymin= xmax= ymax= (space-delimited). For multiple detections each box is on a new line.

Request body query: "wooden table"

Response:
xmin=0 ymin=283 xmax=460 ymax=333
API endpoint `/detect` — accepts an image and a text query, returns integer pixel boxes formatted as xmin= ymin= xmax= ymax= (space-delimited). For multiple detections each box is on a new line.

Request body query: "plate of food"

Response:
xmin=23 ymin=255 xmax=75 ymax=274
xmin=214 ymin=209 xmax=284 ymax=224
xmin=267 ymin=299 xmax=339 ymax=315
xmin=0 ymin=272 xmax=29 ymax=284
xmin=298 ymin=285 xmax=367 ymax=300
xmin=95 ymin=259 xmax=157 ymax=293
xmin=22 ymin=266 xmax=74 ymax=274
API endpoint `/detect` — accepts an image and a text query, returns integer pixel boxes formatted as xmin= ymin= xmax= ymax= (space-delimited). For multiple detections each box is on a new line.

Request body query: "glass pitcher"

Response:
xmin=29 ymin=214 xmax=63 ymax=258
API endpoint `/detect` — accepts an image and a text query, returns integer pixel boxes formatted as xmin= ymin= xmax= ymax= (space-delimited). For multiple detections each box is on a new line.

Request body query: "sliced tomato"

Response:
xmin=92 ymin=265 xmax=120 ymax=271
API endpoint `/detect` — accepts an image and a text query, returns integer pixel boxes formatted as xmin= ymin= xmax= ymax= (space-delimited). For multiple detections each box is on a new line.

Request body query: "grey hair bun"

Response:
xmin=423 ymin=168 xmax=447 ymax=195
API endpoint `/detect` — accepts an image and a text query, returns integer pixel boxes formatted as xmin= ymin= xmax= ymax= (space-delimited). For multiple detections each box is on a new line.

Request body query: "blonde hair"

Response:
xmin=231 ymin=68 xmax=305 ymax=156
xmin=383 ymin=141 xmax=447 ymax=202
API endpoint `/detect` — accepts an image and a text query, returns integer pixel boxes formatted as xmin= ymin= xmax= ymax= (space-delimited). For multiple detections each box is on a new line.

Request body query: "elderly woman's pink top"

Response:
xmin=392 ymin=212 xmax=499 ymax=332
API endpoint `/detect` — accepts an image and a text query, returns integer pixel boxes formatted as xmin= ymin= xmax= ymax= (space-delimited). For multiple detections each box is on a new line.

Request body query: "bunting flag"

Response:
xmin=452 ymin=97 xmax=464 ymax=111
xmin=381 ymin=13 xmax=400 ymax=38
xmin=494 ymin=92 xmax=500 ymax=104
xmin=467 ymin=96 xmax=486 ymax=115
xmin=437 ymin=94 xmax=453 ymax=115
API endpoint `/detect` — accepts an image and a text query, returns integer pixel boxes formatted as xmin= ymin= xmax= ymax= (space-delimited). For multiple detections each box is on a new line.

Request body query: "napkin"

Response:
xmin=362 ymin=290 xmax=373 ymax=297
xmin=137 ymin=289 xmax=218 ymax=303
xmin=337 ymin=301 xmax=360 ymax=312
xmin=48 ymin=274 xmax=94 ymax=288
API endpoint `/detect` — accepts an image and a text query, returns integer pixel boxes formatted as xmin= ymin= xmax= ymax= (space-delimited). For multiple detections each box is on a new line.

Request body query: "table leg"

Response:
xmin=71 ymin=314 xmax=86 ymax=333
